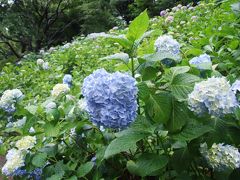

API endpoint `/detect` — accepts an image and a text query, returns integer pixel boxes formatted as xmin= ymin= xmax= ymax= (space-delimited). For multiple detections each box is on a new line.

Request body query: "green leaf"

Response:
xmin=167 ymin=100 xmax=189 ymax=132
xmin=100 ymin=52 xmax=129 ymax=63
xmin=25 ymin=105 xmax=38 ymax=115
xmin=137 ymin=82 xmax=150 ymax=101
xmin=32 ymin=153 xmax=47 ymax=167
xmin=146 ymin=93 xmax=172 ymax=123
xmin=126 ymin=10 xmax=149 ymax=42
xmin=164 ymin=66 xmax=191 ymax=82
xmin=77 ymin=162 xmax=94 ymax=178
xmin=170 ymin=73 xmax=200 ymax=101
xmin=142 ymin=52 xmax=181 ymax=62
xmin=104 ymin=132 xmax=148 ymax=159
xmin=46 ymin=174 xmax=63 ymax=180
xmin=172 ymin=122 xmax=213 ymax=141
xmin=108 ymin=37 xmax=132 ymax=50
xmin=127 ymin=153 xmax=168 ymax=177
xmin=44 ymin=123 xmax=60 ymax=137
xmin=185 ymin=48 xmax=203 ymax=56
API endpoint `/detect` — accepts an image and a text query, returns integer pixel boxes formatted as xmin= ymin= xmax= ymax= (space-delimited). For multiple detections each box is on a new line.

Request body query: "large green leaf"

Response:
xmin=172 ymin=122 xmax=213 ymax=141
xmin=104 ymin=132 xmax=148 ymax=159
xmin=146 ymin=93 xmax=172 ymax=123
xmin=126 ymin=10 xmax=149 ymax=42
xmin=167 ymin=100 xmax=189 ymax=132
xmin=127 ymin=153 xmax=168 ymax=177
xmin=77 ymin=162 xmax=94 ymax=178
xmin=32 ymin=153 xmax=47 ymax=167
xmin=170 ymin=73 xmax=200 ymax=101
xmin=44 ymin=123 xmax=60 ymax=137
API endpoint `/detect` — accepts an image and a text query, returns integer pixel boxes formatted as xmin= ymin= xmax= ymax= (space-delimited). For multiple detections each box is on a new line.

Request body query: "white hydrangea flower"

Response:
xmin=188 ymin=77 xmax=238 ymax=116
xmin=0 ymin=89 xmax=24 ymax=113
xmin=36 ymin=59 xmax=44 ymax=66
xmin=45 ymin=101 xmax=57 ymax=113
xmin=2 ymin=149 xmax=25 ymax=176
xmin=77 ymin=98 xmax=87 ymax=112
xmin=12 ymin=117 xmax=26 ymax=128
xmin=42 ymin=62 xmax=49 ymax=70
xmin=29 ymin=127 xmax=35 ymax=133
xmin=231 ymin=80 xmax=240 ymax=94
xmin=200 ymin=143 xmax=240 ymax=171
xmin=51 ymin=84 xmax=70 ymax=97
xmin=15 ymin=136 xmax=36 ymax=150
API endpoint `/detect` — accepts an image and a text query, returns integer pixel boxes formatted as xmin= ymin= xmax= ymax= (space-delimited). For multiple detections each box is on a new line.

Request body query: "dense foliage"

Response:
xmin=1 ymin=0 xmax=240 ymax=179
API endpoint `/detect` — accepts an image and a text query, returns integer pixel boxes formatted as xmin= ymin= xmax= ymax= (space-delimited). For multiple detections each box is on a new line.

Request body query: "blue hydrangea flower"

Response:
xmin=82 ymin=69 xmax=138 ymax=129
xmin=154 ymin=35 xmax=181 ymax=64
xmin=63 ymin=74 xmax=73 ymax=87
xmin=231 ymin=80 xmax=240 ymax=94
xmin=29 ymin=168 xmax=42 ymax=180
xmin=188 ymin=77 xmax=238 ymax=116
xmin=200 ymin=143 xmax=240 ymax=171
xmin=13 ymin=169 xmax=28 ymax=176
xmin=189 ymin=54 xmax=212 ymax=70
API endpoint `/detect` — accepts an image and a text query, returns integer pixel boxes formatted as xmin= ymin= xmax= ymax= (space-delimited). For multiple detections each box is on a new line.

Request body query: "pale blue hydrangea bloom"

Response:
xmin=200 ymin=143 xmax=240 ymax=171
xmin=188 ymin=77 xmax=238 ymax=116
xmin=82 ymin=69 xmax=138 ymax=129
xmin=189 ymin=54 xmax=212 ymax=70
xmin=154 ymin=35 xmax=180 ymax=55
xmin=2 ymin=148 xmax=25 ymax=176
xmin=231 ymin=80 xmax=240 ymax=94
xmin=0 ymin=89 xmax=24 ymax=113
xmin=63 ymin=74 xmax=73 ymax=87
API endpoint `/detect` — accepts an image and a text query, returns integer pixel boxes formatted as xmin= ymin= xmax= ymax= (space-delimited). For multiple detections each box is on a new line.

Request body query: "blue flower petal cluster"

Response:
xmin=82 ymin=69 xmax=138 ymax=129
xmin=154 ymin=35 xmax=180 ymax=58
xmin=200 ymin=143 xmax=240 ymax=171
xmin=63 ymin=74 xmax=73 ymax=87
xmin=188 ymin=77 xmax=238 ymax=116
xmin=189 ymin=54 xmax=212 ymax=70
xmin=231 ymin=80 xmax=240 ymax=94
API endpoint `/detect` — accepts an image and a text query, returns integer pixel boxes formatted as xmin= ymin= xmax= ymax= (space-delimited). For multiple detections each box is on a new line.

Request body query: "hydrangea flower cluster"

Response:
xmin=200 ymin=143 xmax=240 ymax=171
xmin=189 ymin=54 xmax=212 ymax=70
xmin=15 ymin=136 xmax=36 ymax=150
xmin=0 ymin=89 xmax=24 ymax=113
xmin=165 ymin=16 xmax=174 ymax=23
xmin=36 ymin=58 xmax=49 ymax=70
xmin=51 ymin=84 xmax=70 ymax=97
xmin=188 ymin=77 xmax=238 ymax=116
xmin=2 ymin=148 xmax=25 ymax=176
xmin=44 ymin=101 xmax=57 ymax=113
xmin=82 ymin=69 xmax=138 ymax=129
xmin=63 ymin=74 xmax=73 ymax=87
xmin=6 ymin=116 xmax=26 ymax=128
xmin=154 ymin=35 xmax=181 ymax=63
xmin=231 ymin=80 xmax=240 ymax=94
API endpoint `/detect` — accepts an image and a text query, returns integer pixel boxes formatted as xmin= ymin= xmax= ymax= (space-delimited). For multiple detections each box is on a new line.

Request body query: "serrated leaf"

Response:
xmin=32 ymin=153 xmax=47 ymax=167
xmin=167 ymin=100 xmax=189 ymax=132
xmin=77 ymin=162 xmax=94 ymax=178
xmin=127 ymin=10 xmax=149 ymax=42
xmin=146 ymin=93 xmax=172 ymax=123
xmin=100 ymin=52 xmax=129 ymax=63
xmin=104 ymin=132 xmax=148 ymax=159
xmin=142 ymin=51 xmax=181 ymax=62
xmin=127 ymin=153 xmax=168 ymax=177
xmin=44 ymin=123 xmax=60 ymax=137
xmin=170 ymin=73 xmax=200 ymax=101
xmin=172 ymin=122 xmax=213 ymax=141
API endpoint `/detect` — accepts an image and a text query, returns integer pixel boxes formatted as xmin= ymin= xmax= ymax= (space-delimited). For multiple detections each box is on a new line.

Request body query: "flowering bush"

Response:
xmin=1 ymin=2 xmax=240 ymax=179
xmin=82 ymin=69 xmax=138 ymax=129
